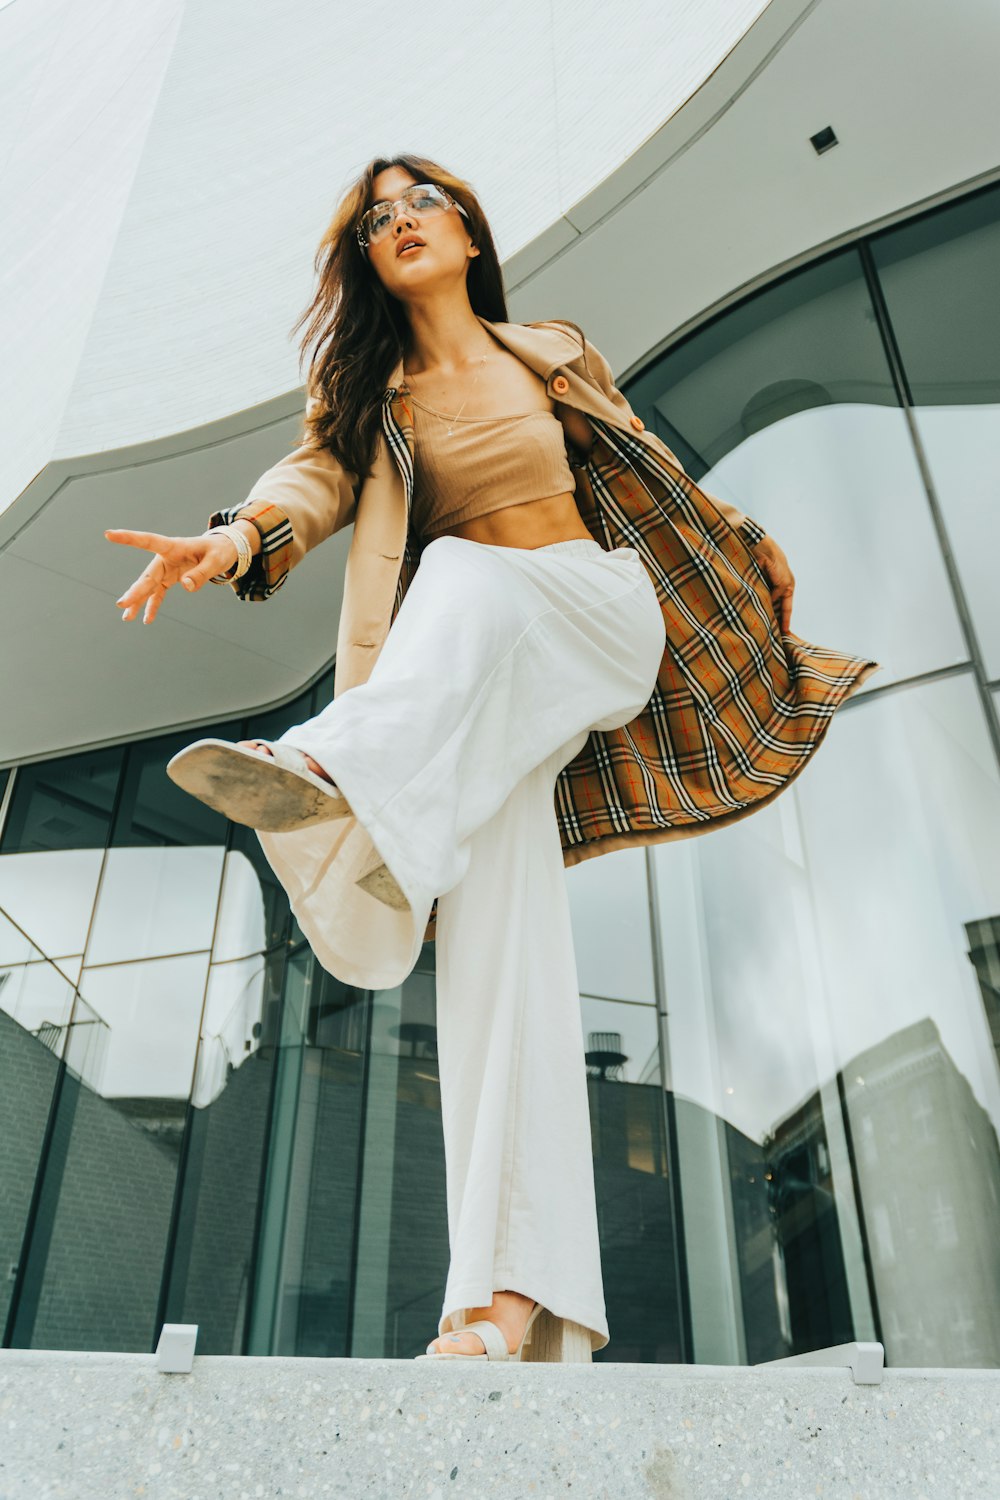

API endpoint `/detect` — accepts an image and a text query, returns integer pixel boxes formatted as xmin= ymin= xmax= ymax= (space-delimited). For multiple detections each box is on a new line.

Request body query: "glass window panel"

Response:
xmin=212 ymin=851 xmax=270 ymax=964
xmin=581 ymin=994 xmax=680 ymax=1363
xmin=581 ymin=994 xmax=661 ymax=1086
xmin=869 ymin=183 xmax=1000 ymax=407
xmin=310 ymin=667 xmax=336 ymax=714
xmin=360 ymin=974 xmax=443 ymax=1360
xmin=705 ymin=402 xmax=965 ymax=684
xmin=223 ymin=826 xmax=295 ymax=955
xmin=163 ymin=945 xmax=290 ymax=1356
xmin=625 ymin=248 xmax=965 ymax=688
xmin=8 ymin=1063 xmax=183 ymax=1353
xmin=63 ymin=988 xmax=112 ymax=1093
xmin=0 ymin=848 xmax=104 ymax=958
xmin=246 ymin=953 xmax=368 ymax=1358
xmin=0 ymin=979 xmax=62 ymax=1337
xmin=656 ymin=671 xmax=1000 ymax=1369
xmin=192 ymin=955 xmax=268 ymax=1108
xmin=913 ymin=409 xmax=1000 ymax=676
xmin=870 ymin=185 xmax=1000 ymax=676
xmin=0 ymin=746 xmax=121 ymax=853
xmin=0 ymin=952 xmax=78 ymax=1042
xmin=77 ymin=953 xmax=209 ymax=1100
xmin=0 ymin=906 xmax=38 ymax=968
xmin=240 ymin=687 xmax=320 ymax=749
xmin=85 ymin=845 xmax=225 ymax=965
xmin=111 ymin=722 xmax=239 ymax=848
xmin=567 ymin=847 xmax=656 ymax=1004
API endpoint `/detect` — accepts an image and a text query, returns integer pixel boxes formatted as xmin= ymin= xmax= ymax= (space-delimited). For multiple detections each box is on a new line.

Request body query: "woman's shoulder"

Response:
xmin=523 ymin=317 xmax=587 ymax=351
xmin=522 ymin=318 xmax=610 ymax=385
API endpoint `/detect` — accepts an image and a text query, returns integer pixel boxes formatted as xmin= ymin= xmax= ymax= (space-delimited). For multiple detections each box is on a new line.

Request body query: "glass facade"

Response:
xmin=3 ymin=181 xmax=1000 ymax=1366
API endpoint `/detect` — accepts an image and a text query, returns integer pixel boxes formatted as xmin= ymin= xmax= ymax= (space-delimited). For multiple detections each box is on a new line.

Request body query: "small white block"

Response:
xmin=156 ymin=1323 xmax=199 ymax=1373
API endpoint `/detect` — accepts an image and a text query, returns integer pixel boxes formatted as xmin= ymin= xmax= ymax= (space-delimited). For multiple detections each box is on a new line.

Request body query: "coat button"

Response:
xmin=551 ymin=374 xmax=569 ymax=395
xmin=629 ymin=414 xmax=644 ymax=430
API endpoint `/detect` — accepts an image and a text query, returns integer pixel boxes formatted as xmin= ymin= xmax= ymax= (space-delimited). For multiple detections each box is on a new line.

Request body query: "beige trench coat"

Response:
xmin=210 ymin=316 xmax=881 ymax=972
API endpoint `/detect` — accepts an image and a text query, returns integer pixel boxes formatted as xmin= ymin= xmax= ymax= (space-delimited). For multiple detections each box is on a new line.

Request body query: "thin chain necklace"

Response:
xmin=403 ymin=350 xmax=490 ymax=437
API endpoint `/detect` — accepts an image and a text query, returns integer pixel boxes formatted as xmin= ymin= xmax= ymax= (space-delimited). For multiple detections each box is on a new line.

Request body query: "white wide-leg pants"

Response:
xmin=258 ymin=534 xmax=666 ymax=1354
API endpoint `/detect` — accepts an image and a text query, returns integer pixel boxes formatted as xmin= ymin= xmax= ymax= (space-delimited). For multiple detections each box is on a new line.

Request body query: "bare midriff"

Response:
xmin=428 ymin=489 xmax=594 ymax=549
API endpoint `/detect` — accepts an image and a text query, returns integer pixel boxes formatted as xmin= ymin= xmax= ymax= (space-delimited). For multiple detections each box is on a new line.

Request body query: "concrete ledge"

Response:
xmin=1 ymin=1352 xmax=997 ymax=1498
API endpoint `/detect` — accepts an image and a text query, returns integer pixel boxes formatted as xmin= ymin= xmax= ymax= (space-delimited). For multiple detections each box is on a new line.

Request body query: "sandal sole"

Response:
xmin=166 ymin=740 xmax=351 ymax=831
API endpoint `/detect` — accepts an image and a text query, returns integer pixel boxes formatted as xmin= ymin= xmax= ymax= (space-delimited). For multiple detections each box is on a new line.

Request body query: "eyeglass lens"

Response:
xmin=363 ymin=185 xmax=449 ymax=243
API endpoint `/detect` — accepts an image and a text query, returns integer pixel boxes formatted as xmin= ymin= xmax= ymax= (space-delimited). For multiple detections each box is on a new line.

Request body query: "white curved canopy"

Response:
xmin=4 ymin=0 xmax=998 ymax=763
xmin=1 ymin=0 xmax=772 ymax=504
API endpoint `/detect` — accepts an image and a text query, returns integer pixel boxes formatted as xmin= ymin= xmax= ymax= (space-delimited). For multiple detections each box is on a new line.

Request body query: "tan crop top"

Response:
xmin=407 ymin=392 xmax=579 ymax=541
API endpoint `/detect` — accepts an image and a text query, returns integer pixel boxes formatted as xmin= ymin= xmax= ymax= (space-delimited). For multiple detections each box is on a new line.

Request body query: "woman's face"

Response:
xmin=363 ymin=167 xmax=478 ymax=300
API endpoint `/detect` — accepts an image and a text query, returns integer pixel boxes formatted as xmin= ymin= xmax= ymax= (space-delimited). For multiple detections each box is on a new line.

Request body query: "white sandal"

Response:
xmin=165 ymin=737 xmax=351 ymax=831
xmin=415 ymin=1301 xmax=542 ymax=1362
xmin=166 ymin=737 xmax=412 ymax=911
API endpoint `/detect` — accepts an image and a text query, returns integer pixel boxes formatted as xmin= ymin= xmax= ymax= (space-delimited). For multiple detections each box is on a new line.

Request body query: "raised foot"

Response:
xmin=238 ymin=740 xmax=334 ymax=786
xmin=426 ymin=1291 xmax=537 ymax=1357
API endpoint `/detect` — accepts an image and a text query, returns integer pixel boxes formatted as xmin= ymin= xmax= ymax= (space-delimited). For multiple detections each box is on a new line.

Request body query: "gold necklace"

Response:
xmin=403 ymin=350 xmax=490 ymax=436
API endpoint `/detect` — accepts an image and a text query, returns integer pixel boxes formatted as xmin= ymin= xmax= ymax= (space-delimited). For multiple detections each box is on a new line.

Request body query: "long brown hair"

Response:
xmin=288 ymin=154 xmax=510 ymax=483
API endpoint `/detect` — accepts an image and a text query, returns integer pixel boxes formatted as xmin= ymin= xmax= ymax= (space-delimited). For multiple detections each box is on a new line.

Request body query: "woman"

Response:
xmin=106 ymin=155 xmax=880 ymax=1365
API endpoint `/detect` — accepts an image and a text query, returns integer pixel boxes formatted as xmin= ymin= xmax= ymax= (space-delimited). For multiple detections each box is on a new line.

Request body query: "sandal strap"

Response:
xmin=458 ymin=1319 xmax=511 ymax=1360
xmin=250 ymin=740 xmax=343 ymax=796
xmin=248 ymin=740 xmax=308 ymax=775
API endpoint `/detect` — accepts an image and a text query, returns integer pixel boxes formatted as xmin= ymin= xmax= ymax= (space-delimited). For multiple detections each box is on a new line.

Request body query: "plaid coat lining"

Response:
xmin=380 ymin=399 xmax=881 ymax=870
xmin=210 ymin=339 xmax=882 ymax=943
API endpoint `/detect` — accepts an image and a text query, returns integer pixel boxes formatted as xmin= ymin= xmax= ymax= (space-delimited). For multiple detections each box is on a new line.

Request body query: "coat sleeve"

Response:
xmin=580 ymin=334 xmax=769 ymax=550
xmin=207 ymin=401 xmax=361 ymax=601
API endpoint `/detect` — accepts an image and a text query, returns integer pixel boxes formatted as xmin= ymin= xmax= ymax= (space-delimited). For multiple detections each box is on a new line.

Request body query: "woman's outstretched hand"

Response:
xmin=749 ymin=535 xmax=795 ymax=635
xmin=105 ymin=529 xmax=239 ymax=623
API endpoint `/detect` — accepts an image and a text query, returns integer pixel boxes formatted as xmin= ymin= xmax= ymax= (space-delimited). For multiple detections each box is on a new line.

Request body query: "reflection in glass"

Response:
xmin=632 ymin=248 xmax=965 ymax=691
xmin=0 ymin=947 xmax=78 ymax=1045
xmin=871 ymin=187 xmax=1000 ymax=678
xmin=568 ymin=846 xmax=656 ymax=1003
xmin=0 ymin=747 xmax=121 ymax=853
xmin=581 ymin=993 xmax=680 ymax=1362
xmin=193 ymin=955 xmax=267 ymax=1107
xmin=0 ymin=848 xmax=104 ymax=958
xmin=165 ymin=946 xmax=290 ymax=1356
xmin=111 ymin=724 xmax=235 ymax=848
xmin=655 ymin=670 xmax=1000 ymax=1368
xmin=246 ymin=949 xmax=369 ymax=1358
xmin=212 ymin=851 xmax=270 ymax=963
xmin=84 ymin=845 xmax=225 ymax=966
xmin=7 ymin=1063 xmax=183 ymax=1353
xmin=5 ymin=183 xmax=1000 ymax=1365
xmin=77 ymin=953 xmax=210 ymax=1100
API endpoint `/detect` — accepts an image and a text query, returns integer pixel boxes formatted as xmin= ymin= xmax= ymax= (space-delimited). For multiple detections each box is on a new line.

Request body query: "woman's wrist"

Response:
xmin=204 ymin=520 xmax=258 ymax=583
xmin=232 ymin=517 xmax=262 ymax=556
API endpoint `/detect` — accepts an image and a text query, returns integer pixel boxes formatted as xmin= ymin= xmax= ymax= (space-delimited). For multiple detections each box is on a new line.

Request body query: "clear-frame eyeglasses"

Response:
xmin=356 ymin=182 xmax=470 ymax=252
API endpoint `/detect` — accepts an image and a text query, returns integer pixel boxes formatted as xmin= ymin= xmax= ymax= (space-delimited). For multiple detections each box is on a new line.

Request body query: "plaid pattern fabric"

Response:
xmin=207 ymin=328 xmax=880 ymax=953
xmin=383 ymin=382 xmax=882 ymax=873
xmin=208 ymin=499 xmax=294 ymax=599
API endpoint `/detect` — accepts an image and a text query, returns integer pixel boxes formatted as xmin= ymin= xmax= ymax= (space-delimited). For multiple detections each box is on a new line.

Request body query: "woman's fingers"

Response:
xmin=751 ymin=539 xmax=794 ymax=636
xmin=105 ymin=528 xmax=176 ymax=555
xmin=178 ymin=545 xmax=231 ymax=593
xmin=107 ymin=529 xmax=233 ymax=617
xmin=117 ymin=554 xmax=170 ymax=621
xmin=141 ymin=581 xmax=169 ymax=625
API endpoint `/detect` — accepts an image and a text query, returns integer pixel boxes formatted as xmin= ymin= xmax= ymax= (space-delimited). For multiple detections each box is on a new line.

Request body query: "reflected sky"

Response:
xmin=656 ymin=673 xmax=1000 ymax=1144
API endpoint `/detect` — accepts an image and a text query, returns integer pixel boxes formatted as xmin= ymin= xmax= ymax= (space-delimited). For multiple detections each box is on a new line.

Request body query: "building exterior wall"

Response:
xmin=3 ymin=179 xmax=1000 ymax=1366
